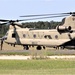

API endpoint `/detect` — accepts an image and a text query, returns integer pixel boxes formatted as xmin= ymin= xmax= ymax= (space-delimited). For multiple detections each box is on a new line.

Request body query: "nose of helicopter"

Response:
xmin=2 ymin=35 xmax=7 ymax=40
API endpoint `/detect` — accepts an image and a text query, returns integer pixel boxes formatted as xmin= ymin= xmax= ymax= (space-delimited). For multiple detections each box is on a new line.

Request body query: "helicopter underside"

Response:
xmin=58 ymin=38 xmax=75 ymax=49
xmin=4 ymin=38 xmax=75 ymax=50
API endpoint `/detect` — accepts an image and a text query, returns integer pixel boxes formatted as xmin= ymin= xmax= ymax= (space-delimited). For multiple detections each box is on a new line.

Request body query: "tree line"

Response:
xmin=22 ymin=21 xmax=62 ymax=29
xmin=0 ymin=20 xmax=63 ymax=37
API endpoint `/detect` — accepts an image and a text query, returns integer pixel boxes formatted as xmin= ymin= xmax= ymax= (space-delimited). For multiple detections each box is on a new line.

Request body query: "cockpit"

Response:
xmin=3 ymin=31 xmax=8 ymax=40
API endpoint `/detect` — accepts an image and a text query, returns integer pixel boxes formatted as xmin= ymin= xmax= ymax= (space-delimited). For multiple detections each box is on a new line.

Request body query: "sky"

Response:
xmin=0 ymin=0 xmax=75 ymax=22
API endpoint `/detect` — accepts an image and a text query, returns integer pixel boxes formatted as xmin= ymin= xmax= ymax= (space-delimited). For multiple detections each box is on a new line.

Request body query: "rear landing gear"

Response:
xmin=36 ymin=46 xmax=45 ymax=50
xmin=23 ymin=45 xmax=29 ymax=50
xmin=36 ymin=46 xmax=42 ymax=50
xmin=54 ymin=46 xmax=65 ymax=50
xmin=43 ymin=46 xmax=45 ymax=49
xmin=60 ymin=46 xmax=65 ymax=49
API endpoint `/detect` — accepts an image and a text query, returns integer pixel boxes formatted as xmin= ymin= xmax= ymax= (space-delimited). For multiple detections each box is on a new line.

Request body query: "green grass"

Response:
xmin=0 ymin=52 xmax=30 ymax=56
xmin=0 ymin=50 xmax=73 ymax=56
xmin=0 ymin=59 xmax=75 ymax=75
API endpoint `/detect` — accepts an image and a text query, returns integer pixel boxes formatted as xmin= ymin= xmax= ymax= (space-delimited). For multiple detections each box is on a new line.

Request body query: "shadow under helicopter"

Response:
xmin=58 ymin=38 xmax=75 ymax=50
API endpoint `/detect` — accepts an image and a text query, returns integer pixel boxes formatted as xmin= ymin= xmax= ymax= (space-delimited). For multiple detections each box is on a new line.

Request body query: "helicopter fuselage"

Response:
xmin=4 ymin=27 xmax=75 ymax=50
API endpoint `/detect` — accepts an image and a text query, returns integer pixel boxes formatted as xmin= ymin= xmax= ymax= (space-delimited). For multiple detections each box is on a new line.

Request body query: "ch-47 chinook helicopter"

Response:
xmin=1 ymin=12 xmax=75 ymax=50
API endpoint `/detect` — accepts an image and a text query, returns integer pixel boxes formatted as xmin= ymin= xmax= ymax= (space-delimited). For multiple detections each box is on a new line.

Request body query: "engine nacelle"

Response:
xmin=57 ymin=26 xmax=71 ymax=33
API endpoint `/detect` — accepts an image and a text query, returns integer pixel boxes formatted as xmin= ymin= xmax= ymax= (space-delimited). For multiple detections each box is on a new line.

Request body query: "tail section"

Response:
xmin=63 ymin=15 xmax=75 ymax=29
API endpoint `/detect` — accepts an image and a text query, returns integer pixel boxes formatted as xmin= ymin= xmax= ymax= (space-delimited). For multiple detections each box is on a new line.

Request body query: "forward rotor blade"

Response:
xmin=13 ymin=22 xmax=22 ymax=27
xmin=0 ymin=19 xmax=9 ymax=22
xmin=0 ymin=23 xmax=7 ymax=25
xmin=19 ymin=14 xmax=69 ymax=21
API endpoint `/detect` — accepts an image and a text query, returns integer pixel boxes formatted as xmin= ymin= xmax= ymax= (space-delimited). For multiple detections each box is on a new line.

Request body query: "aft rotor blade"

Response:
xmin=20 ymin=12 xmax=74 ymax=17
xmin=19 ymin=14 xmax=69 ymax=21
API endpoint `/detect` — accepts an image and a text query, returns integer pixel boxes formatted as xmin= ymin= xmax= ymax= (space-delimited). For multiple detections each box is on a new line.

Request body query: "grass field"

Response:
xmin=0 ymin=42 xmax=75 ymax=75
xmin=0 ymin=59 xmax=75 ymax=75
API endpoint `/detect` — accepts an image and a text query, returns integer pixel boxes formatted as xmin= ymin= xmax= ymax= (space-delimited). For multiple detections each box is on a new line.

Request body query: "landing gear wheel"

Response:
xmin=43 ymin=46 xmax=45 ymax=49
xmin=55 ymin=46 xmax=59 ymax=50
xmin=36 ymin=46 xmax=42 ymax=50
xmin=24 ymin=45 xmax=29 ymax=50
xmin=61 ymin=46 xmax=65 ymax=49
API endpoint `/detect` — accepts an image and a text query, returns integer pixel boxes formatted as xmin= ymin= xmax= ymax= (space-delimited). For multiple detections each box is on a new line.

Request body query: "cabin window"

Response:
xmin=55 ymin=35 xmax=58 ymax=39
xmin=33 ymin=34 xmax=36 ymax=38
xmin=12 ymin=33 xmax=16 ymax=38
xmin=48 ymin=35 xmax=52 ymax=39
xmin=44 ymin=35 xmax=47 ymax=38
xmin=44 ymin=35 xmax=52 ymax=39
xmin=23 ymin=34 xmax=26 ymax=38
